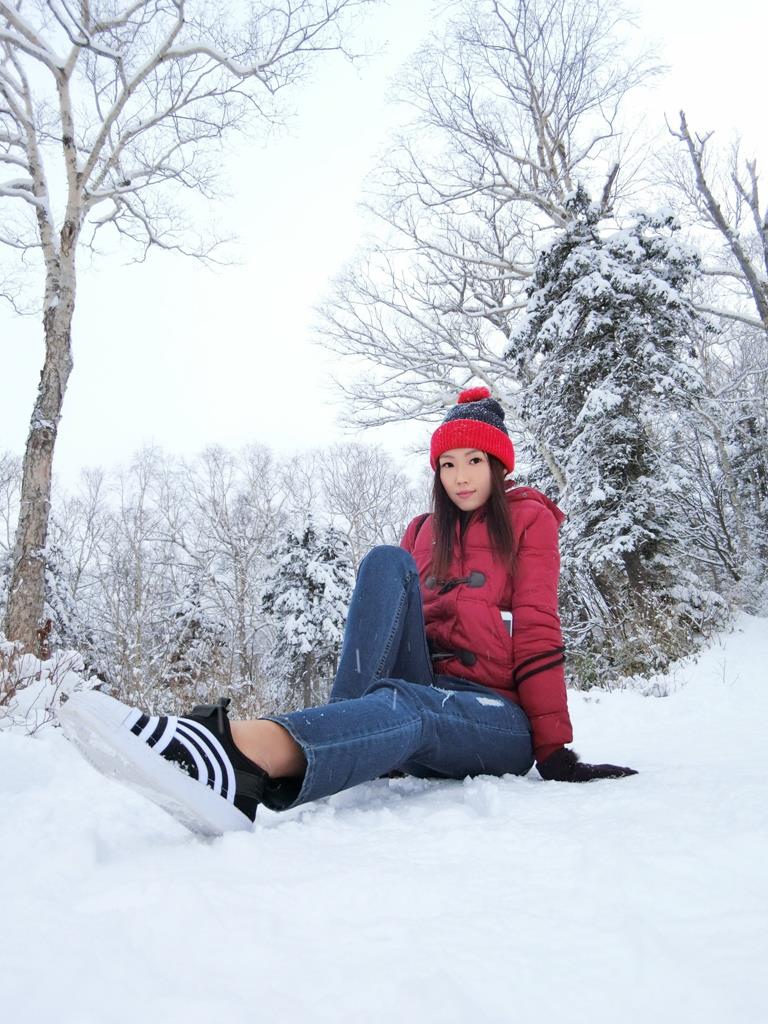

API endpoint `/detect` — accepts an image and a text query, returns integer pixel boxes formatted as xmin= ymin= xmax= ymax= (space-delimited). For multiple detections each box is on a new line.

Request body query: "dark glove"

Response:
xmin=538 ymin=747 xmax=638 ymax=783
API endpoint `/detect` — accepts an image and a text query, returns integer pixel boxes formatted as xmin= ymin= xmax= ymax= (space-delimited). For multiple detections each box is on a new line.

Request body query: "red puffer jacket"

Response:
xmin=400 ymin=486 xmax=573 ymax=762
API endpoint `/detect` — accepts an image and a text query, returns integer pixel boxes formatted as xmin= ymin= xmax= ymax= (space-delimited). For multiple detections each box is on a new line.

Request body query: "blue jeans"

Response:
xmin=260 ymin=546 xmax=533 ymax=811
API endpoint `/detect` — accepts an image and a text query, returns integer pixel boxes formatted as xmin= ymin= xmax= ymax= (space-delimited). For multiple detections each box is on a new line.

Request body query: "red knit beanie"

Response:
xmin=430 ymin=387 xmax=515 ymax=472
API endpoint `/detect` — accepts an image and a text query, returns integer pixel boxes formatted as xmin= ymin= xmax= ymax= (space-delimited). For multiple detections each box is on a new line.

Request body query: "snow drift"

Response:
xmin=1 ymin=615 xmax=766 ymax=1023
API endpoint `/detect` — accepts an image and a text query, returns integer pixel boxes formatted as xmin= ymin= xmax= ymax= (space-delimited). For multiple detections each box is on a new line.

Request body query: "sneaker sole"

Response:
xmin=57 ymin=691 xmax=254 ymax=838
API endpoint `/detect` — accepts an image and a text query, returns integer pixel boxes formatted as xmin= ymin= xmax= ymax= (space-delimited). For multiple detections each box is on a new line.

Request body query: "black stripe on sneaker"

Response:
xmin=180 ymin=719 xmax=233 ymax=801
xmin=152 ymin=718 xmax=177 ymax=755
xmin=131 ymin=714 xmax=150 ymax=737
xmin=123 ymin=701 xmax=247 ymax=814
xmin=160 ymin=736 xmax=200 ymax=780
xmin=145 ymin=717 xmax=168 ymax=748
xmin=176 ymin=723 xmax=218 ymax=793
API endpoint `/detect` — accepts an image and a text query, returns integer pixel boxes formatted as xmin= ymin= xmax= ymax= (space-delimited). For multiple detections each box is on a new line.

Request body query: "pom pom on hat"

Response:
xmin=458 ymin=386 xmax=491 ymax=404
xmin=430 ymin=386 xmax=514 ymax=473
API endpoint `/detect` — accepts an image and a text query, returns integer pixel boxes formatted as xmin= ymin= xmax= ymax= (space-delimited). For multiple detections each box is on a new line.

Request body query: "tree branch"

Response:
xmin=673 ymin=111 xmax=768 ymax=331
xmin=695 ymin=304 xmax=765 ymax=330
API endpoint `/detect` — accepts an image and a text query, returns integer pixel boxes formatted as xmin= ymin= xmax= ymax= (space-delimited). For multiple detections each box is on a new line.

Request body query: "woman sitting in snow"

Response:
xmin=60 ymin=388 xmax=637 ymax=835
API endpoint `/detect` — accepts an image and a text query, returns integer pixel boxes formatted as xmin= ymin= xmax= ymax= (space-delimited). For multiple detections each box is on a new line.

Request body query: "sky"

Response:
xmin=1 ymin=0 xmax=766 ymax=487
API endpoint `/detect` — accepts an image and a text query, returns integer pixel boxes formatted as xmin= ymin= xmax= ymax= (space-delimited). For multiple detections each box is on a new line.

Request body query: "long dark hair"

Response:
xmin=430 ymin=455 xmax=516 ymax=581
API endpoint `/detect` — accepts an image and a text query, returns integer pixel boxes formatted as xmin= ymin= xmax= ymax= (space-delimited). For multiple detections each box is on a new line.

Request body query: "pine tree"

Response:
xmin=42 ymin=541 xmax=82 ymax=658
xmin=261 ymin=519 xmax=355 ymax=711
xmin=507 ymin=188 xmax=722 ymax=682
xmin=160 ymin=575 xmax=227 ymax=711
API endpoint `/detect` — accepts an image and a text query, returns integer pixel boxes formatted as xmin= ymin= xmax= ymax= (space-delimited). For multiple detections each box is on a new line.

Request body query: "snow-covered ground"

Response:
xmin=2 ymin=615 xmax=766 ymax=1024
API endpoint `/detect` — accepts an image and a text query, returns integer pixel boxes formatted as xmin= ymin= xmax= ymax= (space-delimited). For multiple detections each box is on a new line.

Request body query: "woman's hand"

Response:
xmin=538 ymin=747 xmax=637 ymax=782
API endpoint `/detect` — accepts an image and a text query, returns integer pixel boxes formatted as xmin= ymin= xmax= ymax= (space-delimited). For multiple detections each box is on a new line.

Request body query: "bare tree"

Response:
xmin=52 ymin=467 xmax=109 ymax=604
xmin=319 ymin=442 xmax=420 ymax=565
xmin=662 ymin=114 xmax=768 ymax=594
xmin=1 ymin=0 xmax=373 ymax=649
xmin=279 ymin=449 xmax=324 ymax=524
xmin=320 ymin=0 xmax=657 ymax=432
xmin=665 ymin=318 xmax=768 ymax=606
xmin=668 ymin=112 xmax=768 ymax=336
xmin=0 ymin=451 xmax=21 ymax=559
xmin=173 ymin=444 xmax=289 ymax=682
xmin=0 ymin=451 xmax=21 ymax=629
xmin=59 ymin=447 xmax=166 ymax=696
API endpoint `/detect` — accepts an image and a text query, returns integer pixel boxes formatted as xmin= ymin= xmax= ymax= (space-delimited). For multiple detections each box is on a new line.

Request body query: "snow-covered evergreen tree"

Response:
xmin=43 ymin=541 xmax=84 ymax=657
xmin=261 ymin=519 xmax=355 ymax=711
xmin=159 ymin=575 xmax=227 ymax=712
xmin=38 ymin=536 xmax=111 ymax=682
xmin=507 ymin=188 xmax=722 ymax=681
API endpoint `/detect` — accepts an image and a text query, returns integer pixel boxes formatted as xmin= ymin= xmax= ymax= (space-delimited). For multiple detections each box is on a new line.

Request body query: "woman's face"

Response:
xmin=438 ymin=449 xmax=492 ymax=511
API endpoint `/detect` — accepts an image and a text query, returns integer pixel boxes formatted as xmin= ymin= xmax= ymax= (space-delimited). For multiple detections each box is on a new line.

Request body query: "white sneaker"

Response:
xmin=58 ymin=691 xmax=266 ymax=837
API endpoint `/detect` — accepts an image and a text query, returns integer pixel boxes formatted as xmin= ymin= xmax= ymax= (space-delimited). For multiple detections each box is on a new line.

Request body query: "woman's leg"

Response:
xmin=398 ymin=682 xmax=533 ymax=780
xmin=229 ymin=544 xmax=432 ymax=782
xmin=329 ymin=545 xmax=434 ymax=702
xmin=230 ymin=718 xmax=306 ymax=777
xmin=255 ymin=678 xmax=533 ymax=812
xmin=57 ymin=678 xmax=532 ymax=834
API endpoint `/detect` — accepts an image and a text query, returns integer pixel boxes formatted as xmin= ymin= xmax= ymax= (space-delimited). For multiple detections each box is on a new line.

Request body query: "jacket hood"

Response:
xmin=504 ymin=485 xmax=566 ymax=525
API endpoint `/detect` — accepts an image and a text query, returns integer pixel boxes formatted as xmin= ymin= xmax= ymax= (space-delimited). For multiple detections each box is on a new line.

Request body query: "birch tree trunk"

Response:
xmin=5 ymin=245 xmax=76 ymax=649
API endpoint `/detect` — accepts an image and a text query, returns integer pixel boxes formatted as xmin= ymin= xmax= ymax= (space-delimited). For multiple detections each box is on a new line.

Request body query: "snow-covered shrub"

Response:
xmin=0 ymin=636 xmax=94 ymax=734
xmin=507 ymin=189 xmax=726 ymax=683
xmin=261 ymin=519 xmax=355 ymax=711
